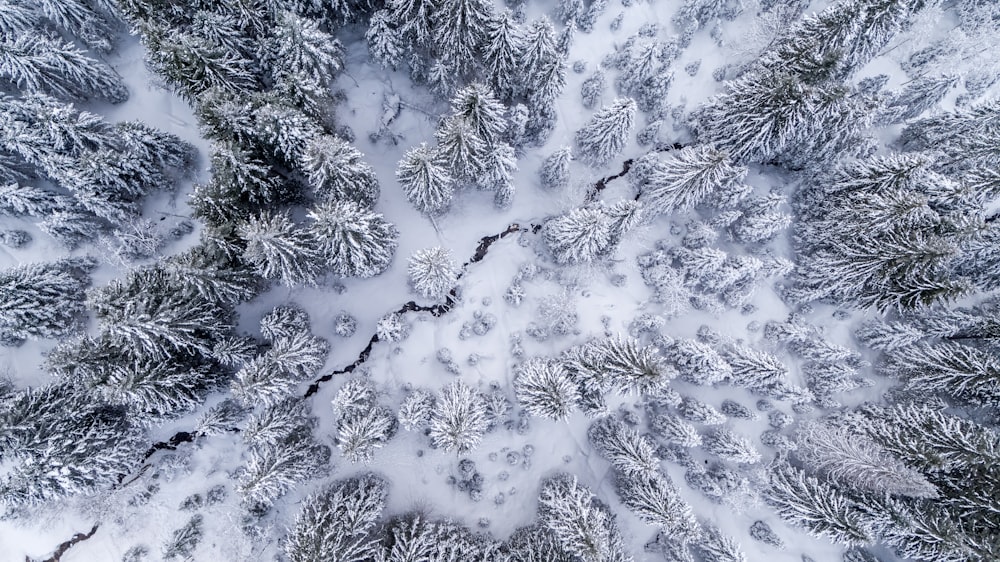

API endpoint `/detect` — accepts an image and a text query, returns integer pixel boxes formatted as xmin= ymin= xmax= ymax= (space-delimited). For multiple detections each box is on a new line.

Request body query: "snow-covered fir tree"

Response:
xmin=513 ymin=357 xmax=580 ymax=420
xmin=0 ymin=257 xmax=93 ymax=343
xmin=539 ymin=146 xmax=572 ymax=190
xmin=483 ymin=9 xmax=523 ymax=100
xmin=285 ymin=473 xmax=388 ymax=562
xmin=428 ymin=380 xmax=488 ymax=453
xmin=397 ymin=142 xmax=455 ymax=215
xmin=237 ymin=212 xmax=320 ymax=287
xmin=307 ymin=200 xmax=399 ymax=278
xmin=301 ymin=134 xmax=380 ymax=208
xmin=536 ymin=473 xmax=633 ymax=562
xmin=588 ymin=416 xmax=660 ymax=478
xmin=634 ymin=145 xmax=749 ymax=215
xmin=575 ymin=98 xmax=636 ymax=167
xmin=407 ymin=246 xmax=459 ymax=300
xmin=0 ymin=34 xmax=127 ymax=103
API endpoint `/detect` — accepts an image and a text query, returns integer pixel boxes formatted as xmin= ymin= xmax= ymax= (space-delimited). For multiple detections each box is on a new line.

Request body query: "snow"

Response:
xmin=2 ymin=0 xmax=988 ymax=561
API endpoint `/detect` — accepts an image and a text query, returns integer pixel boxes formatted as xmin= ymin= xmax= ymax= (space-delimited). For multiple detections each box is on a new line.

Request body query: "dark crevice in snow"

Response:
xmin=305 ymin=222 xmax=528 ymax=397
xmin=147 ymin=222 xmax=533 ymax=458
xmin=35 ymin=524 xmax=99 ymax=562
xmin=141 ymin=431 xmax=196 ymax=461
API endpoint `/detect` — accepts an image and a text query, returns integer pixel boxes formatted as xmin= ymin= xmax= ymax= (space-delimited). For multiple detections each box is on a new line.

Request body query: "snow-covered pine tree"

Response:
xmin=434 ymin=115 xmax=488 ymax=184
xmin=0 ymin=257 xmax=93 ymax=343
xmin=451 ymin=83 xmax=508 ymax=149
xmin=668 ymin=339 xmax=733 ymax=385
xmin=237 ymin=212 xmax=321 ymax=287
xmin=0 ymin=384 xmax=141 ymax=506
xmin=539 ymin=146 xmax=572 ymax=190
xmin=266 ymin=11 xmax=344 ymax=89
xmin=367 ymin=10 xmax=405 ymax=70
xmin=431 ymin=0 xmax=492 ymax=78
xmin=585 ymin=337 xmax=676 ymax=395
xmin=307 ymin=200 xmax=399 ymax=278
xmin=881 ymin=340 xmax=1000 ymax=407
xmin=285 ymin=474 xmax=388 ymax=562
xmin=408 ymin=246 xmax=459 ymax=300
xmin=0 ymin=34 xmax=128 ymax=103
xmin=536 ymin=473 xmax=633 ymax=562
xmin=300 ymin=134 xmax=380 ymax=207
xmin=397 ymin=143 xmax=455 ymax=215
xmin=142 ymin=25 xmax=256 ymax=101
xmin=720 ymin=343 xmax=789 ymax=393
xmin=649 ymin=412 xmax=702 ymax=447
xmin=513 ymin=357 xmax=580 ymax=420
xmin=237 ymin=424 xmax=330 ymax=508
xmin=91 ymin=267 xmax=232 ymax=360
xmin=677 ymin=396 xmax=727 ymax=425
xmin=387 ymin=0 xmax=435 ymax=48
xmin=428 ymin=380 xmax=488 ymax=453
xmin=796 ymin=421 xmax=937 ymax=498
xmin=575 ymin=98 xmax=636 ymax=167
xmin=542 ymin=202 xmax=638 ymax=265
xmin=588 ymin=416 xmax=660 ymax=478
xmin=765 ymin=463 xmax=875 ymax=547
xmin=483 ymin=9 xmax=523 ymax=100
xmin=692 ymin=525 xmax=748 ymax=562
xmin=615 ymin=471 xmax=701 ymax=544
xmin=398 ymin=388 xmax=435 ymax=431
xmin=899 ymin=99 xmax=1000 ymax=172
xmin=704 ymin=427 xmax=761 ymax=464
xmin=336 ymin=405 xmax=398 ymax=463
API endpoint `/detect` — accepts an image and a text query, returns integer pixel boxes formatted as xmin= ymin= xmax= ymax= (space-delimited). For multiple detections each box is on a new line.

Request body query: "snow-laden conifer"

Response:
xmin=301 ymin=134 xmax=380 ymax=208
xmin=536 ymin=473 xmax=633 ymax=562
xmin=513 ymin=357 xmax=580 ymax=420
xmin=539 ymin=146 xmax=572 ymax=190
xmin=237 ymin=212 xmax=320 ymax=287
xmin=704 ymin=427 xmax=761 ymax=464
xmin=588 ymin=416 xmax=660 ymax=478
xmin=307 ymin=200 xmax=399 ymax=278
xmin=796 ymin=421 xmax=937 ymax=498
xmin=397 ymin=143 xmax=455 ymax=215
xmin=615 ymin=471 xmax=701 ymax=543
xmin=267 ymin=11 xmax=344 ymax=88
xmin=0 ymin=257 xmax=93 ymax=343
xmin=0 ymin=34 xmax=127 ymax=103
xmin=428 ymin=380 xmax=488 ymax=453
xmin=367 ymin=10 xmax=405 ymax=70
xmin=575 ymin=98 xmax=636 ymax=167
xmin=483 ymin=10 xmax=523 ymax=99
xmin=408 ymin=246 xmax=459 ymax=300
xmin=636 ymin=145 xmax=747 ymax=215
xmin=766 ymin=463 xmax=874 ymax=547
xmin=285 ymin=474 xmax=388 ymax=562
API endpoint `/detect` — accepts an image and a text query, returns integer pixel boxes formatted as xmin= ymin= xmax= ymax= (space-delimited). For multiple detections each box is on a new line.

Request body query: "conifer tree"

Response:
xmin=881 ymin=341 xmax=1000 ymax=407
xmin=432 ymin=0 xmax=492 ymax=78
xmin=307 ymin=200 xmax=399 ymax=278
xmin=588 ymin=416 xmax=660 ymax=478
xmin=586 ymin=337 xmax=676 ymax=395
xmin=634 ymin=145 xmax=748 ymax=214
xmin=91 ymin=267 xmax=231 ymax=360
xmin=539 ymin=146 xmax=572 ymax=190
xmin=398 ymin=389 xmax=435 ymax=431
xmin=428 ymin=380 xmax=488 ymax=453
xmin=434 ymin=115 xmax=488 ymax=183
xmin=615 ymin=472 xmax=701 ymax=544
xmin=650 ymin=411 xmax=703 ymax=448
xmin=367 ymin=10 xmax=405 ymax=70
xmin=397 ymin=143 xmax=455 ymax=215
xmin=796 ymin=421 xmax=938 ymax=498
xmin=142 ymin=26 xmax=256 ymax=101
xmin=387 ymin=0 xmax=436 ymax=48
xmin=536 ymin=473 xmax=633 ymax=562
xmin=766 ymin=463 xmax=874 ymax=547
xmin=451 ymin=83 xmax=508 ymax=148
xmin=575 ymin=98 xmax=636 ymax=167
xmin=407 ymin=246 xmax=459 ymax=300
xmin=543 ymin=203 xmax=637 ymax=265
xmin=0 ymin=34 xmax=128 ymax=103
xmin=513 ymin=357 xmax=580 ymax=420
xmin=0 ymin=384 xmax=141 ymax=506
xmin=301 ymin=134 xmax=380 ymax=207
xmin=0 ymin=257 xmax=93 ymax=343
xmin=721 ymin=343 xmax=789 ymax=393
xmin=703 ymin=427 xmax=761 ymax=464
xmin=483 ymin=9 xmax=522 ymax=100
xmin=285 ymin=474 xmax=388 ymax=562
xmin=267 ymin=11 xmax=344 ymax=89
xmin=237 ymin=212 xmax=321 ymax=287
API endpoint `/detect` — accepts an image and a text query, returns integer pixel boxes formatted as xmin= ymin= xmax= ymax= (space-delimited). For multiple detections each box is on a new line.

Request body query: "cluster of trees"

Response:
xmin=367 ymin=6 xmax=568 ymax=143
